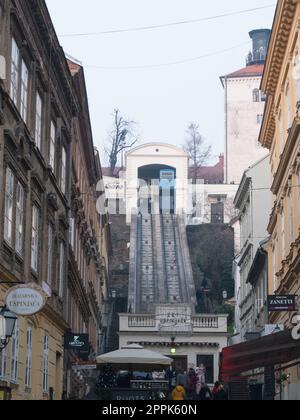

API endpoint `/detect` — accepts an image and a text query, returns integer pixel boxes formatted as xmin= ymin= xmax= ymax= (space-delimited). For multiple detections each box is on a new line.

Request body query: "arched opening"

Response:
xmin=138 ymin=164 xmax=176 ymax=214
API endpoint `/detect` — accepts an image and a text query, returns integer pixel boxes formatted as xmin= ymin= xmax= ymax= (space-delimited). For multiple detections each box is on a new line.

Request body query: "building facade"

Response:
xmin=259 ymin=0 xmax=300 ymax=400
xmin=221 ymin=29 xmax=271 ymax=185
xmin=0 ymin=0 xmax=77 ymax=399
xmin=65 ymin=59 xmax=110 ymax=399
xmin=0 ymin=1 xmax=110 ymax=400
xmin=119 ymin=312 xmax=228 ymax=386
xmin=233 ymin=155 xmax=271 ymax=342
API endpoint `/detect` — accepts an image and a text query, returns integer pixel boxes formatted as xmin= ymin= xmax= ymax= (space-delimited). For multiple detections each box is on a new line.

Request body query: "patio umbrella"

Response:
xmin=96 ymin=344 xmax=172 ymax=368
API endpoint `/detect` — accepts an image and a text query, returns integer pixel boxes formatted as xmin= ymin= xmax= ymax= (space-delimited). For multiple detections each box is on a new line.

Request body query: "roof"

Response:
xmin=188 ymin=155 xmax=224 ymax=184
xmin=102 ymin=167 xmax=122 ymax=178
xmin=222 ymin=64 xmax=264 ymax=81
xmin=127 ymin=142 xmax=188 ymax=157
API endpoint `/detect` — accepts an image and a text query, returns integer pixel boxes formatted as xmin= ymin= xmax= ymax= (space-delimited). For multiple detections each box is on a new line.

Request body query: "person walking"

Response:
xmin=165 ymin=366 xmax=176 ymax=390
xmin=176 ymin=370 xmax=188 ymax=389
xmin=212 ymin=381 xmax=220 ymax=400
xmin=198 ymin=384 xmax=213 ymax=401
xmin=187 ymin=369 xmax=198 ymax=400
xmin=172 ymin=384 xmax=186 ymax=401
xmin=214 ymin=383 xmax=228 ymax=401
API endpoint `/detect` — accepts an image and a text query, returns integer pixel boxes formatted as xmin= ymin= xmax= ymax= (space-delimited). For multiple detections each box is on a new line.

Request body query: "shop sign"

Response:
xmin=72 ymin=364 xmax=97 ymax=371
xmin=64 ymin=333 xmax=90 ymax=351
xmin=267 ymin=295 xmax=296 ymax=312
xmin=5 ymin=283 xmax=47 ymax=316
xmin=156 ymin=305 xmax=192 ymax=333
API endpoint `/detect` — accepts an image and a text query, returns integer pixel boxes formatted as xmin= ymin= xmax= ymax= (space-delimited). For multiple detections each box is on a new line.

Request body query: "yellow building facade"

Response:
xmin=259 ymin=0 xmax=300 ymax=399
xmin=0 ymin=283 xmax=66 ymax=400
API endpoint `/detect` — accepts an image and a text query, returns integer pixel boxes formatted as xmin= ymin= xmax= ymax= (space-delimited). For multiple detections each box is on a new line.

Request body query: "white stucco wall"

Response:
xmin=225 ymin=76 xmax=268 ymax=185
xmin=119 ymin=333 xmax=228 ymax=384
xmin=234 ymin=155 xmax=271 ymax=341
xmin=126 ymin=143 xmax=189 ymax=223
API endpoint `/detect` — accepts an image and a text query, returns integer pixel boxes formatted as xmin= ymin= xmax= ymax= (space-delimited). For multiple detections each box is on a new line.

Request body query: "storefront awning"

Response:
xmin=220 ymin=329 xmax=300 ymax=382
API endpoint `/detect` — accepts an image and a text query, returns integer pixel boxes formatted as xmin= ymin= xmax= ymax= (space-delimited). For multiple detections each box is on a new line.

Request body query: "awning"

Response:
xmin=220 ymin=329 xmax=300 ymax=382
xmin=96 ymin=344 xmax=172 ymax=367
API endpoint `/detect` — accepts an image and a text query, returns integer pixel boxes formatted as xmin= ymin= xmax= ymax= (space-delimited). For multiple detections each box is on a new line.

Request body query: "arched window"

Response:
xmin=253 ymin=89 xmax=260 ymax=102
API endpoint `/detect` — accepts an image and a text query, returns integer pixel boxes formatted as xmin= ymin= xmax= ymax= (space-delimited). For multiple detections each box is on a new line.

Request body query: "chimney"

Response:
xmin=246 ymin=29 xmax=271 ymax=66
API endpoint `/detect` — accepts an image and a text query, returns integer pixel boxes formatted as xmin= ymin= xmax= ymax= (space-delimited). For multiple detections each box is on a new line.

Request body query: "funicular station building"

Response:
xmin=114 ymin=143 xmax=228 ymax=384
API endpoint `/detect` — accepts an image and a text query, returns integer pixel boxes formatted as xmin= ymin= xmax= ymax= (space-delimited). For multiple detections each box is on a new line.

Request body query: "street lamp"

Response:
xmin=0 ymin=307 xmax=18 ymax=352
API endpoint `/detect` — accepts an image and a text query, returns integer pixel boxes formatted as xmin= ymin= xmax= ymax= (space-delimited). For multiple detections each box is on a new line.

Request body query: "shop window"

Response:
xmin=197 ymin=355 xmax=214 ymax=385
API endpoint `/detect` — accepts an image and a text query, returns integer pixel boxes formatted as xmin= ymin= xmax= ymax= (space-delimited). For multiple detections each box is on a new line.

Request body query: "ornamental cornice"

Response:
xmin=260 ymin=0 xmax=298 ymax=149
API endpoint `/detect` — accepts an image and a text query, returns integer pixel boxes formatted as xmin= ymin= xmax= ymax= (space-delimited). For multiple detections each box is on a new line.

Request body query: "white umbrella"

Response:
xmin=96 ymin=345 xmax=172 ymax=366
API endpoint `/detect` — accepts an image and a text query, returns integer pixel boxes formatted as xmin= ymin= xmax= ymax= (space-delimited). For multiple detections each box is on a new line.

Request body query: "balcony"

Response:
xmin=120 ymin=313 xmax=228 ymax=334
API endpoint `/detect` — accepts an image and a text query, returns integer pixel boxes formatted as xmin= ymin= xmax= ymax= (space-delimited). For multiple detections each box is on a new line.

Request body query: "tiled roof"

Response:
xmin=188 ymin=155 xmax=224 ymax=184
xmin=224 ymin=64 xmax=264 ymax=79
xmin=102 ymin=167 xmax=122 ymax=177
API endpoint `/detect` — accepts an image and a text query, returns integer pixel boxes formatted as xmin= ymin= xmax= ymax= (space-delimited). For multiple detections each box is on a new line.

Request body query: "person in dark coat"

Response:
xmin=198 ymin=384 xmax=213 ymax=401
xmin=187 ymin=369 xmax=198 ymax=400
xmin=214 ymin=383 xmax=228 ymax=401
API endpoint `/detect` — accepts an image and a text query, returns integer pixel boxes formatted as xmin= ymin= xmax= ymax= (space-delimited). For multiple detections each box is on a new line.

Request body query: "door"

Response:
xmin=170 ymin=356 xmax=188 ymax=373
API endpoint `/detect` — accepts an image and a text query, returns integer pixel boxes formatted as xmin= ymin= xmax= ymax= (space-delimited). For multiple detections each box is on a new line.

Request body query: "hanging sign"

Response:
xmin=267 ymin=295 xmax=296 ymax=312
xmin=5 ymin=283 xmax=47 ymax=316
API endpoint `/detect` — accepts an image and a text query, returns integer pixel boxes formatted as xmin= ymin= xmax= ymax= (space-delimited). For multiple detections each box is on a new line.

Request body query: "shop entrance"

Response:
xmin=169 ymin=356 xmax=188 ymax=373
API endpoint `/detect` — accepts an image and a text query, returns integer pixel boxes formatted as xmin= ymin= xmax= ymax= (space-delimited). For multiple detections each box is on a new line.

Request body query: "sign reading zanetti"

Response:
xmin=267 ymin=295 xmax=296 ymax=312
xmin=5 ymin=283 xmax=47 ymax=316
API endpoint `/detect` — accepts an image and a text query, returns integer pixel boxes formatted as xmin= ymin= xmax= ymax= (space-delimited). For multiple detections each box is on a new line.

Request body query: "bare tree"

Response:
xmin=106 ymin=109 xmax=138 ymax=176
xmin=184 ymin=123 xmax=212 ymax=184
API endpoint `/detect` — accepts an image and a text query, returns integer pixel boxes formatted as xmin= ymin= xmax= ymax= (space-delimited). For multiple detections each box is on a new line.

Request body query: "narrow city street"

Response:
xmin=0 ymin=0 xmax=299 ymax=403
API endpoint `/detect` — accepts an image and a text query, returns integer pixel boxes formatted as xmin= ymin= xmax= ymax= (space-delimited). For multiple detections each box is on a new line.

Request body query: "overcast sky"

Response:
xmin=46 ymin=0 xmax=276 ymax=165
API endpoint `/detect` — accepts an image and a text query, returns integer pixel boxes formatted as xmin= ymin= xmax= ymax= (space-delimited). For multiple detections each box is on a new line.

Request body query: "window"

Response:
xmin=279 ymin=111 xmax=284 ymax=153
xmin=49 ymin=121 xmax=56 ymax=170
xmin=15 ymin=182 xmax=24 ymax=255
xmin=261 ymin=92 xmax=267 ymax=102
xmin=253 ymin=89 xmax=260 ymax=102
xmin=35 ymin=92 xmax=43 ymax=150
xmin=61 ymin=146 xmax=67 ymax=194
xmin=58 ymin=242 xmax=65 ymax=298
xmin=31 ymin=205 xmax=40 ymax=272
xmin=47 ymin=224 xmax=53 ymax=285
xmin=20 ymin=60 xmax=29 ymax=122
xmin=290 ymin=190 xmax=294 ymax=244
xmin=286 ymin=84 xmax=291 ymax=131
xmin=272 ymin=240 xmax=277 ymax=293
xmin=25 ymin=327 xmax=32 ymax=388
xmin=42 ymin=335 xmax=49 ymax=393
xmin=11 ymin=319 xmax=19 ymax=382
xmin=0 ymin=347 xmax=7 ymax=380
xmin=10 ymin=37 xmax=19 ymax=105
xmin=281 ymin=210 xmax=286 ymax=260
xmin=197 ymin=355 xmax=214 ymax=385
xmin=257 ymin=114 xmax=264 ymax=124
xmin=4 ymin=168 xmax=14 ymax=245
xmin=69 ymin=217 xmax=75 ymax=250
xmin=294 ymin=54 xmax=300 ymax=104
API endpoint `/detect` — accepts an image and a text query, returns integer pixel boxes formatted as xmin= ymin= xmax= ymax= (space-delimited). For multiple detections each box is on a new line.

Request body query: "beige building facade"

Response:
xmin=259 ymin=0 xmax=300 ymax=400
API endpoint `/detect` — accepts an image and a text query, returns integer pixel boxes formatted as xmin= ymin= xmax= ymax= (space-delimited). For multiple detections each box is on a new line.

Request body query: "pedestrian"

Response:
xmin=187 ymin=368 xmax=198 ymax=400
xmin=198 ymin=384 xmax=213 ymax=401
xmin=172 ymin=384 xmax=186 ymax=401
xmin=177 ymin=370 xmax=188 ymax=389
xmin=165 ymin=365 xmax=176 ymax=390
xmin=214 ymin=383 xmax=228 ymax=401
xmin=212 ymin=381 xmax=220 ymax=399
